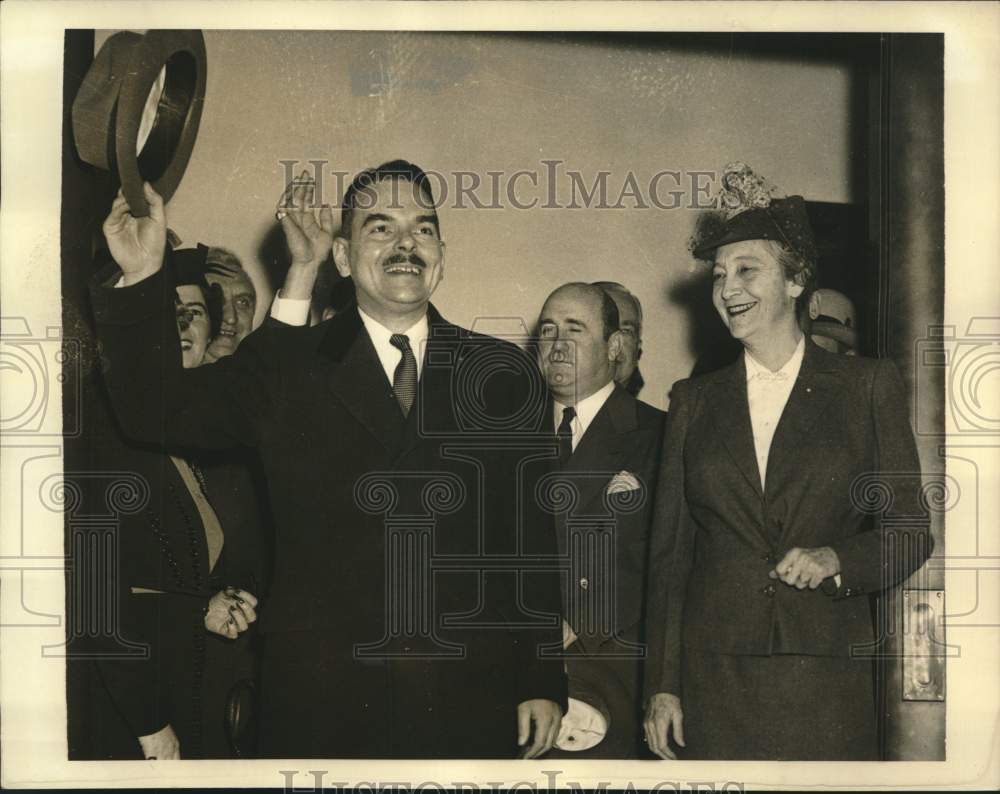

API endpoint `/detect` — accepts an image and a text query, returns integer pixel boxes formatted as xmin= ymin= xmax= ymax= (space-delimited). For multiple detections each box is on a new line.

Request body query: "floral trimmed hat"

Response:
xmin=691 ymin=162 xmax=817 ymax=262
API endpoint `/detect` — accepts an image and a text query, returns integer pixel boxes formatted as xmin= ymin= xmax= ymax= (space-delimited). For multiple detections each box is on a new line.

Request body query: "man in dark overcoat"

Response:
xmin=90 ymin=162 xmax=566 ymax=759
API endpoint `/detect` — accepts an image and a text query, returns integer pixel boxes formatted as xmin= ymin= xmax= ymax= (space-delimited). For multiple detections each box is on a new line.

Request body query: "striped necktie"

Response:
xmin=389 ymin=333 xmax=417 ymax=418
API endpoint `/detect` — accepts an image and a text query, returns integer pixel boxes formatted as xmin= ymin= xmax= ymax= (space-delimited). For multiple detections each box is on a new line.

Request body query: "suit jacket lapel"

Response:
xmin=765 ymin=340 xmax=842 ymax=502
xmin=709 ymin=358 xmax=764 ymax=499
xmin=318 ymin=306 xmax=406 ymax=454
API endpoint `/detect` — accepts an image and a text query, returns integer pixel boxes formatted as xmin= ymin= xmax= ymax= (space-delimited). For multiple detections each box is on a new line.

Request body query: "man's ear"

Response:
xmin=787 ymin=281 xmax=804 ymax=299
xmin=433 ymin=244 xmax=445 ymax=284
xmin=332 ymin=237 xmax=351 ymax=278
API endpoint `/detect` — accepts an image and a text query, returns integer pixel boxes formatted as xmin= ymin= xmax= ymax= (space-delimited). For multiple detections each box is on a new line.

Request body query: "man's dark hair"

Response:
xmin=340 ymin=160 xmax=440 ymax=240
xmin=592 ymin=280 xmax=643 ymax=337
xmin=205 ymin=247 xmax=253 ymax=285
xmin=563 ymin=282 xmax=620 ymax=340
xmin=598 ymin=287 xmax=621 ymax=342
xmin=535 ymin=283 xmax=620 ymax=346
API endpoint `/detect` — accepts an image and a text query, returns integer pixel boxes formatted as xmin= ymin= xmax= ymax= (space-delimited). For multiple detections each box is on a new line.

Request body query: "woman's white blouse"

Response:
xmin=744 ymin=335 xmax=806 ymax=489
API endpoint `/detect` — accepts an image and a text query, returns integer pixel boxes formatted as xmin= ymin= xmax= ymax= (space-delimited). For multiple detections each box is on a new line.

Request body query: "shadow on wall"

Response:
xmin=258 ymin=222 xmax=288 ymax=298
xmin=258 ymin=221 xmax=356 ymax=324
xmin=666 ymin=267 xmax=742 ymax=389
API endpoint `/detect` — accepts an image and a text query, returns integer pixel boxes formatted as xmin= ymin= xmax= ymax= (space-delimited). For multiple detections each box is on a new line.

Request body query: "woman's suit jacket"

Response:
xmin=644 ymin=340 xmax=933 ymax=699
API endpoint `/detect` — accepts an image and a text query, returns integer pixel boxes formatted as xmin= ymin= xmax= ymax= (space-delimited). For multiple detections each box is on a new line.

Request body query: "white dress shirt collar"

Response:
xmin=744 ymin=334 xmax=806 ymax=383
xmin=358 ymin=307 xmax=429 ymax=385
xmin=553 ymin=380 xmax=616 ymax=453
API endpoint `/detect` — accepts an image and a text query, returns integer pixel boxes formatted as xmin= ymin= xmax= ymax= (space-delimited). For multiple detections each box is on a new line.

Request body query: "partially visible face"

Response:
xmin=711 ymin=239 xmax=802 ymax=347
xmin=204 ymin=258 xmax=256 ymax=361
xmin=332 ymin=178 xmax=444 ymax=326
xmin=174 ymin=284 xmax=211 ymax=369
xmin=606 ymin=290 xmax=641 ymax=386
xmin=538 ymin=285 xmax=619 ymax=405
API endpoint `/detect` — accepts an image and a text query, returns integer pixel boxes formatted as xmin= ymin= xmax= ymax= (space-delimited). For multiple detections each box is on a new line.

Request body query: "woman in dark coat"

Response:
xmin=642 ymin=165 xmax=933 ymax=761
xmin=69 ymin=247 xmax=262 ymax=760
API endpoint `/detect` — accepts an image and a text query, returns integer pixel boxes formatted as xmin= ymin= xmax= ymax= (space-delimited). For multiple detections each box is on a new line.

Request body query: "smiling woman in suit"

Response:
xmin=642 ymin=164 xmax=933 ymax=761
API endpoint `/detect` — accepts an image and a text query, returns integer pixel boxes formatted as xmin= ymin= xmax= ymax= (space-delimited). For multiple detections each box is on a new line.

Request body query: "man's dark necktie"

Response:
xmin=389 ymin=333 xmax=417 ymax=418
xmin=557 ymin=405 xmax=576 ymax=466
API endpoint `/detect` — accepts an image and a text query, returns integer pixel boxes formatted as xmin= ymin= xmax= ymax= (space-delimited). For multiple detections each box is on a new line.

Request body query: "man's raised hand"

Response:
xmin=102 ymin=182 xmax=167 ymax=285
xmin=277 ymin=170 xmax=334 ymax=270
xmin=274 ymin=170 xmax=334 ymax=304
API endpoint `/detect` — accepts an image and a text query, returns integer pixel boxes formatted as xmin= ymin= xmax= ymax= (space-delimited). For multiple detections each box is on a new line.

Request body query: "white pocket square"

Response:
xmin=606 ymin=470 xmax=641 ymax=494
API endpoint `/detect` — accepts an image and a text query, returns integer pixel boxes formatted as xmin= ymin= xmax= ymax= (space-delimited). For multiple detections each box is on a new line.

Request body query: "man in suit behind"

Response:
xmin=201 ymin=247 xmax=257 ymax=363
xmin=535 ymin=283 xmax=665 ymax=758
xmin=591 ymin=281 xmax=646 ymax=398
xmin=91 ymin=162 xmax=565 ymax=759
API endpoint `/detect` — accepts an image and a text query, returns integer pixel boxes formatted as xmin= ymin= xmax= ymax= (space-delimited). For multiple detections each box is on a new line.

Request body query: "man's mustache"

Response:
xmin=382 ymin=253 xmax=428 ymax=269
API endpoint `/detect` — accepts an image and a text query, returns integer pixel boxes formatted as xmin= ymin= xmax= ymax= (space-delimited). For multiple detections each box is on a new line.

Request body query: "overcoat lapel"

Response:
xmin=317 ymin=306 xmax=406 ymax=454
xmin=708 ymin=357 xmax=764 ymax=499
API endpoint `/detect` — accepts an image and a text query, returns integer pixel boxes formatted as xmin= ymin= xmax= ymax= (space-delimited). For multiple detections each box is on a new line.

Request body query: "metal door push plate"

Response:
xmin=902 ymin=589 xmax=946 ymax=701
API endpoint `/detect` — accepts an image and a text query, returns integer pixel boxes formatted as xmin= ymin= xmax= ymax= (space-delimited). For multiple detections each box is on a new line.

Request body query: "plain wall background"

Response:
xmin=99 ymin=30 xmax=852 ymax=410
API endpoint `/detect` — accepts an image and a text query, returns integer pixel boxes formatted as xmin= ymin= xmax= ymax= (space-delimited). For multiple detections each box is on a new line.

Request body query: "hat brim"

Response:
xmin=692 ymin=196 xmax=816 ymax=261
xmin=115 ymin=30 xmax=207 ymax=217
xmin=72 ymin=32 xmax=145 ymax=171
xmin=809 ymin=320 xmax=857 ymax=349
